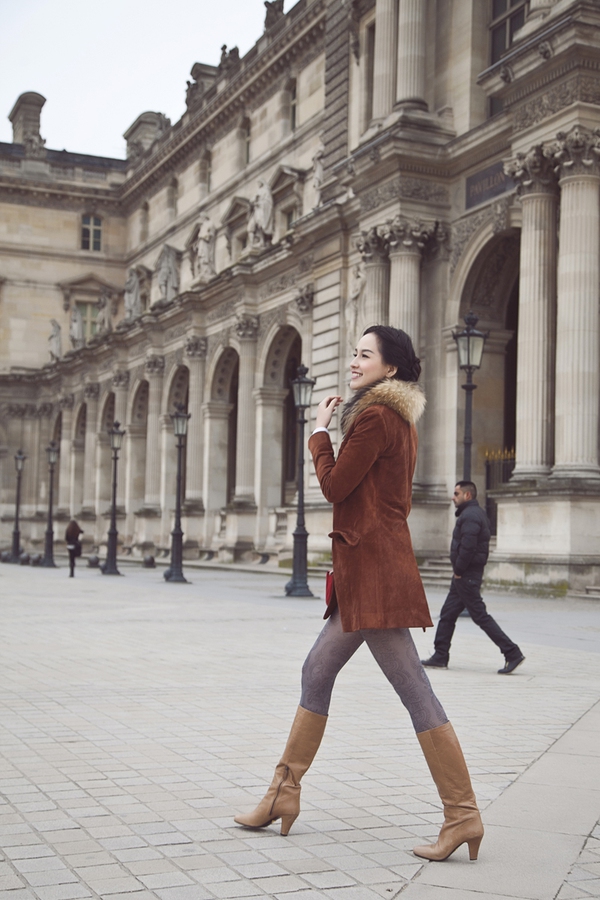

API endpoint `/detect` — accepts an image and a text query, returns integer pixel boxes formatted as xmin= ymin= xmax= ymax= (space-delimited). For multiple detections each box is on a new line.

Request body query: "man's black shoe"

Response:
xmin=421 ymin=654 xmax=448 ymax=669
xmin=498 ymin=653 xmax=525 ymax=675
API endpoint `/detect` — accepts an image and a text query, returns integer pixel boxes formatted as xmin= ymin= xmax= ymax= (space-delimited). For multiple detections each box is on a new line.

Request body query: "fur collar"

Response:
xmin=340 ymin=379 xmax=426 ymax=435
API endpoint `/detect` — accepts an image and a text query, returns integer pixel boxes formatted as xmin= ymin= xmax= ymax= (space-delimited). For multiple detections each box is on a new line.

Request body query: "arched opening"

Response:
xmin=97 ymin=392 xmax=115 ymax=514
xmin=282 ymin=335 xmax=302 ymax=504
xmin=127 ymin=380 xmax=149 ymax=513
xmin=163 ymin=366 xmax=190 ymax=509
xmin=459 ymin=231 xmax=520 ymax=521
xmin=72 ymin=404 xmax=86 ymax=514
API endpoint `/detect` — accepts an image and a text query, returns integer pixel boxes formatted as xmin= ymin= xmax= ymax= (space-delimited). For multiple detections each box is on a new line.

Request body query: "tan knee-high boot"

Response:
xmin=413 ymin=722 xmax=484 ymax=861
xmin=234 ymin=706 xmax=327 ymax=836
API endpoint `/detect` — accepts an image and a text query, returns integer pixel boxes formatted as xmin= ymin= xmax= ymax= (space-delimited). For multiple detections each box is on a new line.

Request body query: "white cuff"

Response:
xmin=311 ymin=426 xmax=329 ymax=435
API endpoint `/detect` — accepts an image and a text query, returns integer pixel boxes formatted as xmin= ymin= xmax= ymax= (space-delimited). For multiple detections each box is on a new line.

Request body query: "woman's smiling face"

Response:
xmin=350 ymin=333 xmax=397 ymax=390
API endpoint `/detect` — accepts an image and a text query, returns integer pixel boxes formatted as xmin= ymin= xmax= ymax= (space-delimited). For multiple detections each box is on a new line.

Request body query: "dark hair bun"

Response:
xmin=363 ymin=325 xmax=421 ymax=382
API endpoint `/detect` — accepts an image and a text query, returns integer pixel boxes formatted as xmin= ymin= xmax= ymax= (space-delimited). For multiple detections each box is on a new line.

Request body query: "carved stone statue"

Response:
xmin=96 ymin=293 xmax=112 ymax=335
xmin=69 ymin=306 xmax=85 ymax=350
xmin=156 ymin=245 xmax=180 ymax=304
xmin=196 ymin=215 xmax=216 ymax=281
xmin=346 ymin=261 xmax=365 ymax=349
xmin=124 ymin=268 xmax=142 ymax=321
xmin=312 ymin=136 xmax=325 ymax=208
xmin=265 ymin=0 xmax=284 ymax=30
xmin=48 ymin=319 xmax=62 ymax=362
xmin=247 ymin=179 xmax=274 ymax=250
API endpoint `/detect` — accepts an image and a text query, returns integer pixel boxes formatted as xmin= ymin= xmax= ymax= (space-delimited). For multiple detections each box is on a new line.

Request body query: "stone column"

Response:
xmin=551 ymin=127 xmax=600 ymax=478
xmin=372 ymin=0 xmax=397 ymax=122
xmin=81 ymin=383 xmax=99 ymax=513
xmin=143 ymin=355 xmax=165 ymax=510
xmin=385 ymin=217 xmax=435 ymax=350
xmin=184 ymin=336 xmax=208 ymax=512
xmin=111 ymin=370 xmax=130 ymax=509
xmin=201 ymin=400 xmax=232 ymax=547
xmin=253 ymin=386 xmax=289 ymax=547
xmin=505 ymin=146 xmax=558 ymax=478
xmin=396 ymin=0 xmax=427 ymax=110
xmin=233 ymin=315 xmax=259 ymax=505
xmin=356 ymin=228 xmax=390 ymax=331
xmin=57 ymin=394 xmax=74 ymax=514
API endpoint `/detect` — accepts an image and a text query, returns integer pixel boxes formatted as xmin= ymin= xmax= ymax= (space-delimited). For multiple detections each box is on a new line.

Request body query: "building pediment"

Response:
xmin=58 ymin=274 xmax=121 ymax=311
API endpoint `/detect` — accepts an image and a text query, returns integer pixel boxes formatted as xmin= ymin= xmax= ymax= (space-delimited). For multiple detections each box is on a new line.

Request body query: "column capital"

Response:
xmin=112 ymin=369 xmax=130 ymax=390
xmin=382 ymin=216 xmax=436 ymax=255
xmin=83 ymin=382 xmax=100 ymax=400
xmin=549 ymin=125 xmax=600 ymax=180
xmin=504 ymin=144 xmax=558 ymax=195
xmin=145 ymin=354 xmax=165 ymax=376
xmin=184 ymin=336 xmax=208 ymax=359
xmin=58 ymin=393 xmax=75 ymax=411
xmin=356 ymin=227 xmax=389 ymax=262
xmin=233 ymin=313 xmax=259 ymax=341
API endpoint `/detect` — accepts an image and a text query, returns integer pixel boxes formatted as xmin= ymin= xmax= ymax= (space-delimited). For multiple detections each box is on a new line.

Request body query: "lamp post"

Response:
xmin=101 ymin=421 xmax=125 ymax=575
xmin=42 ymin=441 xmax=59 ymax=568
xmin=285 ymin=364 xmax=316 ymax=597
xmin=452 ymin=311 xmax=488 ymax=482
xmin=11 ymin=449 xmax=27 ymax=563
xmin=165 ymin=403 xmax=191 ymax=583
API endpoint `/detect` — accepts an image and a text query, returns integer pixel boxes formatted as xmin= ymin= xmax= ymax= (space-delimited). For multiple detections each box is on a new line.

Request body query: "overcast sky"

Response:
xmin=1 ymin=0 xmax=293 ymax=159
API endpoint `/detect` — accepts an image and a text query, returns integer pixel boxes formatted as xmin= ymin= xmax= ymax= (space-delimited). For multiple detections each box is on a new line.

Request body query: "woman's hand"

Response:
xmin=315 ymin=395 xmax=343 ymax=429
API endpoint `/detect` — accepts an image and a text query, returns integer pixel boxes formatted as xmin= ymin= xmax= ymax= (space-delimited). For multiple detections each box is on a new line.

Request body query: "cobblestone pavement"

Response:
xmin=0 ymin=563 xmax=599 ymax=900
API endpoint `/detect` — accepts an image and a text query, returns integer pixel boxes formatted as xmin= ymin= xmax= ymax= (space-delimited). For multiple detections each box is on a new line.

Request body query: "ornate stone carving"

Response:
xmin=58 ymin=393 xmax=75 ymax=411
xmin=48 ymin=319 xmax=62 ymax=362
xmin=184 ymin=336 xmax=208 ymax=358
xmin=312 ymin=136 xmax=325 ymax=209
xmin=23 ymin=133 xmax=46 ymax=159
xmin=189 ymin=214 xmax=217 ymax=282
xmin=356 ymin=227 xmax=389 ymax=262
xmin=381 ymin=216 xmax=436 ymax=253
xmin=233 ymin=313 xmax=259 ymax=340
xmin=538 ymin=41 xmax=552 ymax=59
xmin=123 ymin=267 xmax=143 ymax=322
xmin=96 ymin=293 xmax=113 ymax=335
xmin=84 ymin=382 xmax=100 ymax=400
xmin=513 ymin=76 xmax=600 ymax=132
xmin=264 ymin=0 xmax=284 ymax=30
xmin=471 ymin=235 xmax=520 ymax=310
xmin=504 ymin=144 xmax=558 ymax=194
xmin=112 ymin=370 xmax=130 ymax=389
xmin=218 ymin=45 xmax=240 ymax=77
xmin=549 ymin=125 xmax=600 ymax=177
xmin=345 ymin=261 xmax=365 ymax=350
xmin=361 ymin=175 xmax=448 ymax=213
xmin=155 ymin=245 xmax=181 ymax=305
xmin=294 ymin=284 xmax=314 ymax=315
xmin=449 ymin=195 xmax=515 ymax=274
xmin=36 ymin=403 xmax=53 ymax=418
xmin=500 ymin=64 xmax=513 ymax=84
xmin=246 ymin=180 xmax=274 ymax=251
xmin=145 ymin=355 xmax=165 ymax=375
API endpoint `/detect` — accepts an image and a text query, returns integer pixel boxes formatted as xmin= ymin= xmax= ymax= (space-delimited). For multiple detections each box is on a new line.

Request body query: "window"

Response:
xmin=290 ymin=82 xmax=297 ymax=132
xmin=490 ymin=0 xmax=526 ymax=65
xmin=244 ymin=120 xmax=251 ymax=165
xmin=81 ymin=214 xmax=101 ymax=251
xmin=365 ymin=23 xmax=376 ymax=127
xmin=140 ymin=202 xmax=149 ymax=243
xmin=285 ymin=209 xmax=295 ymax=231
xmin=76 ymin=301 xmax=99 ymax=341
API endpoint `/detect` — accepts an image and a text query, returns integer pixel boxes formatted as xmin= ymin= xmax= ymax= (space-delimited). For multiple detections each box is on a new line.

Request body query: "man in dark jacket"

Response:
xmin=422 ymin=481 xmax=525 ymax=674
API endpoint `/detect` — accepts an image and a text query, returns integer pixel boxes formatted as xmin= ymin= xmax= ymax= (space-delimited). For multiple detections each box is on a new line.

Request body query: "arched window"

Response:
xmin=81 ymin=214 xmax=102 ymax=251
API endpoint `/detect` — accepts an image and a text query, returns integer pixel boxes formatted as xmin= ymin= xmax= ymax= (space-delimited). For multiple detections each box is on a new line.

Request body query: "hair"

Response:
xmin=363 ymin=325 xmax=421 ymax=383
xmin=455 ymin=480 xmax=477 ymax=499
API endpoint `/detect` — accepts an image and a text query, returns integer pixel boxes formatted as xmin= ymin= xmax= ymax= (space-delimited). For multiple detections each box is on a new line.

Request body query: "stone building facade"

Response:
xmin=2 ymin=0 xmax=600 ymax=590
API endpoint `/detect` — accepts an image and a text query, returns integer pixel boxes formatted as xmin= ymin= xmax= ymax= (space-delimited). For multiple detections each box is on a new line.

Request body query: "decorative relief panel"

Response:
xmin=361 ymin=175 xmax=448 ymax=213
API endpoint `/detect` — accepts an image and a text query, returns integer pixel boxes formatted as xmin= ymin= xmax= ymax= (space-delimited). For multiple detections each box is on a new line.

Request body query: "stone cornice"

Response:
xmin=0 ymin=175 xmax=122 ymax=212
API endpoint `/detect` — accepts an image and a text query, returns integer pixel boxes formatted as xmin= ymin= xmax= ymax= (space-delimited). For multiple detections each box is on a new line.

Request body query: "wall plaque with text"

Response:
xmin=466 ymin=161 xmax=514 ymax=210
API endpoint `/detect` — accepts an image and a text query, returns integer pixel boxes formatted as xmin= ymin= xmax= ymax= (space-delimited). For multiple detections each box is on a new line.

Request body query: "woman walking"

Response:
xmin=65 ymin=519 xmax=83 ymax=577
xmin=234 ymin=326 xmax=483 ymax=862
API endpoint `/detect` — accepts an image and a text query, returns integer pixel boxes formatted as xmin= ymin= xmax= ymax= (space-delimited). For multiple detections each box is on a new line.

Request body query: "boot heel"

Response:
xmin=468 ymin=836 xmax=482 ymax=860
xmin=280 ymin=814 xmax=298 ymax=836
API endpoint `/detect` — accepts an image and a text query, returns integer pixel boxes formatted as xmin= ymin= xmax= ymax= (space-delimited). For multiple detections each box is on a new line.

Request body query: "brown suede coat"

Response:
xmin=308 ymin=380 xmax=433 ymax=632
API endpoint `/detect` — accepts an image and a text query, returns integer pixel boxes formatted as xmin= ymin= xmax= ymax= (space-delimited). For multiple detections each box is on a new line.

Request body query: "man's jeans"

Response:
xmin=434 ymin=571 xmax=520 ymax=661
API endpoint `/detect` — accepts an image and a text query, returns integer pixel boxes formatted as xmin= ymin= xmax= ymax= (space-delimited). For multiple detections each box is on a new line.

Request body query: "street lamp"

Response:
xmin=452 ymin=311 xmax=488 ymax=481
xmin=285 ymin=364 xmax=316 ymax=597
xmin=11 ymin=449 xmax=27 ymax=563
xmin=41 ymin=441 xmax=59 ymax=568
xmin=164 ymin=403 xmax=191 ymax=583
xmin=101 ymin=420 xmax=125 ymax=576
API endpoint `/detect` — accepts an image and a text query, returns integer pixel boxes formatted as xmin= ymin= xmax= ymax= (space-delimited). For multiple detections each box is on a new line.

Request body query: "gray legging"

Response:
xmin=300 ymin=609 xmax=448 ymax=734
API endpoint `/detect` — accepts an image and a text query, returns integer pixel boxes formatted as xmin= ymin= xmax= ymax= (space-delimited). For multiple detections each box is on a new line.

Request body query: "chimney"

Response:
xmin=9 ymin=92 xmax=46 ymax=144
